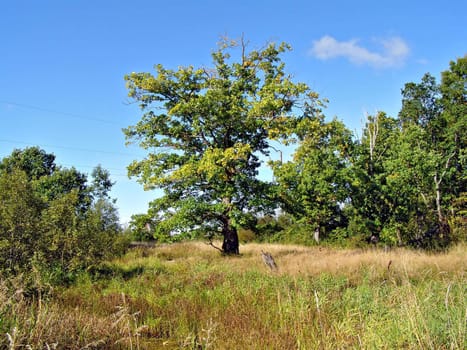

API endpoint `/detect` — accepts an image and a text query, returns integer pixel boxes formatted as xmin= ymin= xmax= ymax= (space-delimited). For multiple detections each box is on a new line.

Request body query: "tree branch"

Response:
xmin=206 ymin=238 xmax=223 ymax=253
xmin=436 ymin=151 xmax=456 ymax=186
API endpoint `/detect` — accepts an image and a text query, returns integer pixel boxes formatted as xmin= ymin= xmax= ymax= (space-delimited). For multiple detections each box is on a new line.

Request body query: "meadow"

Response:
xmin=2 ymin=242 xmax=466 ymax=349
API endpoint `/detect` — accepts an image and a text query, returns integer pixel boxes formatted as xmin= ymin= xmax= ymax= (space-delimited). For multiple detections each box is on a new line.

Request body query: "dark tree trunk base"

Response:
xmin=222 ymin=226 xmax=239 ymax=255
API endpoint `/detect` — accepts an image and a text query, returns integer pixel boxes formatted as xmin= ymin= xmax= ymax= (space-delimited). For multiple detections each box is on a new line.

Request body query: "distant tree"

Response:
xmin=398 ymin=56 xmax=466 ymax=246
xmin=90 ymin=164 xmax=115 ymax=200
xmin=379 ymin=123 xmax=436 ymax=245
xmin=344 ymin=56 xmax=466 ymax=248
xmin=399 ymin=73 xmax=441 ymax=129
xmin=440 ymin=55 xmax=467 ymax=221
xmin=0 ymin=146 xmax=56 ymax=180
xmin=124 ymin=38 xmax=317 ymax=254
xmin=129 ymin=213 xmax=156 ymax=242
xmin=0 ymin=146 xmax=91 ymax=211
xmin=36 ymin=167 xmax=90 ymax=212
xmin=272 ymin=104 xmax=353 ymax=242
xmin=439 ymin=56 xmax=467 ymax=235
xmin=89 ymin=165 xmax=120 ymax=233
xmin=348 ymin=112 xmax=400 ymax=242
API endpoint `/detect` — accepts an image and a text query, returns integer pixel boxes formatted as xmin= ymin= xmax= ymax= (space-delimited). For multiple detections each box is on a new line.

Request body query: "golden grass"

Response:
xmin=155 ymin=241 xmax=466 ymax=279
xmin=2 ymin=242 xmax=465 ymax=349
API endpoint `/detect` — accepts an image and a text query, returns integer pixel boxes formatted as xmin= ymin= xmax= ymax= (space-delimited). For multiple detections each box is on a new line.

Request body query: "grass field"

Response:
xmin=2 ymin=242 xmax=466 ymax=349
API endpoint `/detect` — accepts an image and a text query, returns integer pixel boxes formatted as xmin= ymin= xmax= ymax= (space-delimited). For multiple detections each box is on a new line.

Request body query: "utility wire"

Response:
xmin=0 ymin=141 xmax=134 ymax=178
xmin=0 ymin=100 xmax=123 ymax=125
xmin=0 ymin=139 xmax=141 ymax=178
xmin=0 ymin=138 xmax=142 ymax=157
xmin=0 ymin=101 xmax=148 ymax=177
xmin=59 ymin=163 xmax=129 ymax=176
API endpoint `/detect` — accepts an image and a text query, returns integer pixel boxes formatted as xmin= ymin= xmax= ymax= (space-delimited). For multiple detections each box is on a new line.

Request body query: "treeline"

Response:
xmin=0 ymin=147 xmax=127 ymax=287
xmin=128 ymin=50 xmax=466 ymax=251
xmin=268 ymin=56 xmax=466 ymax=249
xmin=2 ymin=46 xmax=463 ymax=272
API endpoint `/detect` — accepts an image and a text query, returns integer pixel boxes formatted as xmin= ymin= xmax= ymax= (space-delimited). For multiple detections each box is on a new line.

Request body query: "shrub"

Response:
xmin=0 ymin=148 xmax=127 ymax=288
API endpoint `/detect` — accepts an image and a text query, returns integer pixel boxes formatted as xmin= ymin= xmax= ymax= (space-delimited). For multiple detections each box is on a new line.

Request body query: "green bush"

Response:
xmin=0 ymin=148 xmax=127 ymax=288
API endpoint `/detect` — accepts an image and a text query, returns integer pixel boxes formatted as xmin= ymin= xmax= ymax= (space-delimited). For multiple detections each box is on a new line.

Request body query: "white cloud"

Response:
xmin=309 ymin=35 xmax=410 ymax=68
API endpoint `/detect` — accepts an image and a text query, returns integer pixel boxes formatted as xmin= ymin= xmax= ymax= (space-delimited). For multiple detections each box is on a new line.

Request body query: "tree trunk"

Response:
xmin=221 ymin=216 xmax=239 ymax=254
xmin=433 ymin=172 xmax=451 ymax=245
xmin=313 ymin=226 xmax=320 ymax=244
xmin=434 ymin=173 xmax=444 ymax=224
xmin=433 ymin=152 xmax=455 ymax=225
xmin=220 ymin=197 xmax=239 ymax=254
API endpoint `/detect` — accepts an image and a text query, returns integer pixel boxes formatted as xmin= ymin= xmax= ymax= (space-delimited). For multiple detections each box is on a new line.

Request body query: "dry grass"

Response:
xmin=242 ymin=243 xmax=466 ymax=278
xmin=1 ymin=242 xmax=466 ymax=349
xmin=151 ymin=241 xmax=466 ymax=280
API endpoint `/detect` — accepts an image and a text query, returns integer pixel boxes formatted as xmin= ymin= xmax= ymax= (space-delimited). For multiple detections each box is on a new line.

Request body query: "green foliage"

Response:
xmin=268 ymin=55 xmax=465 ymax=249
xmin=120 ymin=40 xmax=464 ymax=250
xmin=379 ymin=224 xmax=402 ymax=246
xmin=440 ymin=56 xmax=467 ymax=211
xmin=36 ymin=166 xmax=90 ymax=211
xmin=397 ymin=56 xmax=466 ymax=245
xmin=237 ymin=228 xmax=256 ymax=242
xmin=255 ymin=214 xmax=289 ymax=238
xmin=0 ymin=147 xmax=125 ymax=286
xmin=0 ymin=146 xmax=56 ymax=179
xmin=345 ymin=55 xmax=466 ymax=248
xmin=348 ymin=112 xmax=400 ymax=236
xmin=90 ymin=164 xmax=115 ymax=200
xmin=124 ymin=38 xmax=317 ymax=253
xmin=450 ymin=192 xmax=467 ymax=242
xmin=0 ymin=169 xmax=44 ymax=275
xmin=266 ymin=221 xmax=319 ymax=246
xmin=128 ymin=213 xmax=156 ymax=242
xmin=272 ymin=109 xmax=353 ymax=241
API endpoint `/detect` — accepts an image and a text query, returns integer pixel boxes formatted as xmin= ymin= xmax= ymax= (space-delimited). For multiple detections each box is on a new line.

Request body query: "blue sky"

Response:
xmin=1 ymin=0 xmax=466 ymax=223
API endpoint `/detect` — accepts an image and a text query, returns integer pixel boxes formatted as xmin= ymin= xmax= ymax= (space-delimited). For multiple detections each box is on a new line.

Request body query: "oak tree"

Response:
xmin=124 ymin=39 xmax=314 ymax=254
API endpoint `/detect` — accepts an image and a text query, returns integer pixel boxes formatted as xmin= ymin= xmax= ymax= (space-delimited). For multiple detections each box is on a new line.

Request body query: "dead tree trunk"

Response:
xmin=433 ymin=152 xmax=455 ymax=225
xmin=313 ymin=226 xmax=320 ymax=244
xmin=261 ymin=250 xmax=277 ymax=270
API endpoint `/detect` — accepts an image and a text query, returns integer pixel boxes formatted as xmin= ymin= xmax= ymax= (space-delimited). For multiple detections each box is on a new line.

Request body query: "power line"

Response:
xmin=59 ymin=162 xmax=129 ymax=176
xmin=0 ymin=139 xmax=142 ymax=178
xmin=0 ymin=138 xmax=142 ymax=157
xmin=0 ymin=141 xmax=135 ymax=178
xmin=0 ymin=100 xmax=122 ymax=125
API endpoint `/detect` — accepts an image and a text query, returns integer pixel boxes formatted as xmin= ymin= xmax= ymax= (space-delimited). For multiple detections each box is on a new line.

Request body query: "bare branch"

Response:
xmin=440 ymin=151 xmax=456 ymax=181
xmin=206 ymin=239 xmax=223 ymax=253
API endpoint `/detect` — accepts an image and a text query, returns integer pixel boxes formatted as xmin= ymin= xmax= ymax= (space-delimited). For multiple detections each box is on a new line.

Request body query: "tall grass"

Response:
xmin=1 ymin=242 xmax=465 ymax=349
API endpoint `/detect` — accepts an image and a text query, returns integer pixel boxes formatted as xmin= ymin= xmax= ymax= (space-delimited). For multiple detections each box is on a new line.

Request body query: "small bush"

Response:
xmin=0 ymin=150 xmax=127 ymax=288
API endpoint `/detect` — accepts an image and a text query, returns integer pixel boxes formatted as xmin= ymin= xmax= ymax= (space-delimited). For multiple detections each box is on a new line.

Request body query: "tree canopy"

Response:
xmin=126 ymin=42 xmax=465 ymax=251
xmin=272 ymin=55 xmax=466 ymax=248
xmin=124 ymin=38 xmax=318 ymax=253
xmin=271 ymin=105 xmax=353 ymax=242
